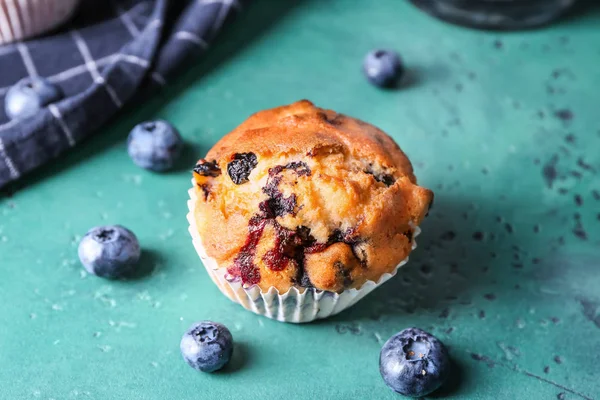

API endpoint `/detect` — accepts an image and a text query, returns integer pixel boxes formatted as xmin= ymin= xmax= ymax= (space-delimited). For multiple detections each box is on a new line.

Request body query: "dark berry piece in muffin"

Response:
xmin=227 ymin=153 xmax=258 ymax=184
xmin=365 ymin=166 xmax=395 ymax=187
xmin=193 ymin=159 xmax=221 ymax=177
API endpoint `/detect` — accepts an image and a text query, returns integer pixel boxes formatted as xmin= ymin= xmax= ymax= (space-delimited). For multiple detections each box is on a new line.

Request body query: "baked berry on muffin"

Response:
xmin=191 ymin=100 xmax=433 ymax=295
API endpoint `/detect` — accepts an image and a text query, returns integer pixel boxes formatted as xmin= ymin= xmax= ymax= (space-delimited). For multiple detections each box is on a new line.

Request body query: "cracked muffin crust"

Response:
xmin=192 ymin=100 xmax=433 ymax=293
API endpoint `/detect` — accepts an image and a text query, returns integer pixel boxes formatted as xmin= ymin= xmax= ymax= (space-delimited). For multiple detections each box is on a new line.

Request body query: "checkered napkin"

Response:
xmin=0 ymin=0 xmax=242 ymax=189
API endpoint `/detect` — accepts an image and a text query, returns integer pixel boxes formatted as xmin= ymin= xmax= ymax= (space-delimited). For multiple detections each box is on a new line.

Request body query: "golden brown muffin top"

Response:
xmin=192 ymin=100 xmax=433 ymax=293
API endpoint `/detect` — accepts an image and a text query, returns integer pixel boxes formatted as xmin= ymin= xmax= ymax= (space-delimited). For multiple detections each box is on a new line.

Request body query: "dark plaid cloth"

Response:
xmin=0 ymin=0 xmax=242 ymax=189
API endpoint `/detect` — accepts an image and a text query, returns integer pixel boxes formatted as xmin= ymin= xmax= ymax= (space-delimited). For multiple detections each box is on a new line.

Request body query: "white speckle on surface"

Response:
xmin=529 ymin=307 xmax=536 ymax=314
xmin=32 ymin=389 xmax=41 ymax=397
xmin=98 ymin=345 xmax=112 ymax=352
xmin=69 ymin=389 xmax=91 ymax=397
xmin=258 ymin=319 xmax=264 ymax=327
xmin=179 ymin=293 xmax=188 ymax=301
xmin=53 ymin=340 xmax=60 ymax=345
xmin=516 ymin=318 xmax=526 ymax=329
xmin=137 ymin=291 xmax=152 ymax=301
xmin=373 ymin=332 xmax=384 ymax=345
xmin=93 ymin=332 xmax=102 ymax=338
xmin=29 ymin=313 xmax=37 ymax=319
xmin=71 ymin=235 xmax=82 ymax=245
xmin=159 ymin=229 xmax=174 ymax=240
xmin=1 ymin=236 xmax=7 ymax=242
xmin=61 ymin=258 xmax=77 ymax=267
xmin=95 ymin=286 xmax=117 ymax=307
xmin=99 ymin=297 xmax=117 ymax=308
xmin=62 ymin=289 xmax=77 ymax=297
xmin=109 ymin=320 xmax=137 ymax=331
xmin=497 ymin=342 xmax=520 ymax=361
xmin=100 ymin=212 xmax=109 ymax=220
xmin=51 ymin=304 xmax=63 ymax=311
xmin=123 ymin=174 xmax=143 ymax=185
xmin=151 ymin=361 xmax=159 ymax=368
xmin=79 ymin=270 xmax=87 ymax=279
xmin=234 ymin=322 xmax=242 ymax=331
xmin=152 ymin=301 xmax=162 ymax=308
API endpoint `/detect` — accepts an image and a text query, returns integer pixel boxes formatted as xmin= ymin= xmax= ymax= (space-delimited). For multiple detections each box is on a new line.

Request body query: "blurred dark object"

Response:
xmin=410 ymin=0 xmax=577 ymax=30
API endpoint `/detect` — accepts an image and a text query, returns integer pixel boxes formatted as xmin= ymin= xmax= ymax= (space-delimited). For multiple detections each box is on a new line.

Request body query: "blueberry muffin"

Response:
xmin=191 ymin=100 xmax=433 ymax=294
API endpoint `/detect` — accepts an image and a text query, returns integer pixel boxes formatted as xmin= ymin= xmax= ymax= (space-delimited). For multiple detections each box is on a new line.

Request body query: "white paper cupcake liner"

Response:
xmin=187 ymin=183 xmax=420 ymax=323
xmin=0 ymin=0 xmax=80 ymax=44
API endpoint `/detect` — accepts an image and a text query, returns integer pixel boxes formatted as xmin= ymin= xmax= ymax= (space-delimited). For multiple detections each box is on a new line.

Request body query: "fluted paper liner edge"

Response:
xmin=187 ymin=183 xmax=420 ymax=323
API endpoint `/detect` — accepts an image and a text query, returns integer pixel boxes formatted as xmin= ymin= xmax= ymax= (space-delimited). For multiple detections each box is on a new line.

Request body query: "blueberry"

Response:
xmin=127 ymin=120 xmax=183 ymax=172
xmin=379 ymin=327 xmax=450 ymax=397
xmin=4 ymin=77 xmax=63 ymax=120
xmin=227 ymin=152 xmax=257 ymax=184
xmin=180 ymin=321 xmax=233 ymax=372
xmin=363 ymin=50 xmax=404 ymax=88
xmin=78 ymin=225 xmax=141 ymax=279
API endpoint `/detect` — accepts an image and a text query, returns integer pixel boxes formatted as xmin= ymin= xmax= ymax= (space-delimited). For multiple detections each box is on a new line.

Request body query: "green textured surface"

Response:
xmin=1 ymin=1 xmax=600 ymax=399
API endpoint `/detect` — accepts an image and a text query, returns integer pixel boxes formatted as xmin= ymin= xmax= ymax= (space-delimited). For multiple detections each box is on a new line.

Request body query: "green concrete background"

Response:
xmin=1 ymin=1 xmax=600 ymax=399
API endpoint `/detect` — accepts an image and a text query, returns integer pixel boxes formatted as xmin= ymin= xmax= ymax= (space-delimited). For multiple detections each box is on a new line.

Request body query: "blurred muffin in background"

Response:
xmin=0 ymin=0 xmax=80 ymax=44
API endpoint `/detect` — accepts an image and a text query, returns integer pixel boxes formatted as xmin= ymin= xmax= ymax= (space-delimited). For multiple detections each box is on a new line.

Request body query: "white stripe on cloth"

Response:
xmin=174 ymin=31 xmax=208 ymax=49
xmin=48 ymin=104 xmax=75 ymax=147
xmin=198 ymin=0 xmax=241 ymax=9
xmin=205 ymin=0 xmax=239 ymax=36
xmin=16 ymin=42 xmax=38 ymax=78
xmin=71 ymin=30 xmax=123 ymax=108
xmin=0 ymin=117 xmax=20 ymax=132
xmin=0 ymin=54 xmax=150 ymax=96
xmin=112 ymin=0 xmax=140 ymax=38
xmin=151 ymin=72 xmax=166 ymax=86
xmin=118 ymin=54 xmax=150 ymax=68
xmin=0 ymin=137 xmax=20 ymax=178
xmin=145 ymin=18 xmax=162 ymax=32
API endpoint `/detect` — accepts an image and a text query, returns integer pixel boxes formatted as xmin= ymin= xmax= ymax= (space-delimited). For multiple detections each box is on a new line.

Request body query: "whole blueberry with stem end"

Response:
xmin=4 ymin=77 xmax=63 ymax=120
xmin=78 ymin=225 xmax=141 ymax=279
xmin=180 ymin=321 xmax=234 ymax=373
xmin=379 ymin=327 xmax=450 ymax=397
xmin=363 ymin=49 xmax=405 ymax=88
xmin=127 ymin=120 xmax=183 ymax=172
